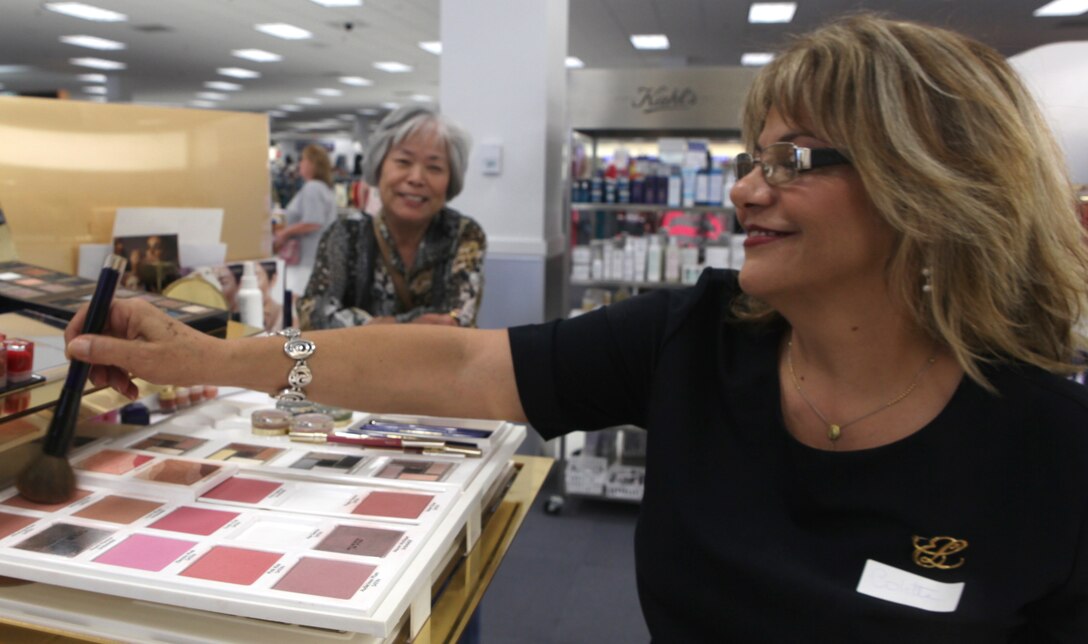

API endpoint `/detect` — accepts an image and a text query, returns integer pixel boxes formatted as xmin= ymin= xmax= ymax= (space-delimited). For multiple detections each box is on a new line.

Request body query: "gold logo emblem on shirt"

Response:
xmin=912 ymin=535 xmax=968 ymax=570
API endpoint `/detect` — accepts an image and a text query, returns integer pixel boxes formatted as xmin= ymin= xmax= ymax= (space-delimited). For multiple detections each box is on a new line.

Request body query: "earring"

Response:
xmin=922 ymin=267 xmax=933 ymax=293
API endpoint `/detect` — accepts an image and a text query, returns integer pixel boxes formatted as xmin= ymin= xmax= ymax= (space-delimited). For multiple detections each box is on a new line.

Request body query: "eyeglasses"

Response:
xmin=733 ymin=142 xmax=851 ymax=186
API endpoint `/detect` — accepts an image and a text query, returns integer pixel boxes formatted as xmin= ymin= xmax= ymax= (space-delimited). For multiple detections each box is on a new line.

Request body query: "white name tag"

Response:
xmin=856 ymin=559 xmax=964 ymax=613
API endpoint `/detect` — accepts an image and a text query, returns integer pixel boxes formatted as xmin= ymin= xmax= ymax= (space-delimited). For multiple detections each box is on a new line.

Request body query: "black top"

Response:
xmin=509 ymin=269 xmax=1088 ymax=643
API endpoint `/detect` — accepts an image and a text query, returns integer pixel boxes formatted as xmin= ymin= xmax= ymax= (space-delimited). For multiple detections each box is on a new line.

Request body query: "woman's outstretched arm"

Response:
xmin=65 ymin=298 xmax=526 ymax=422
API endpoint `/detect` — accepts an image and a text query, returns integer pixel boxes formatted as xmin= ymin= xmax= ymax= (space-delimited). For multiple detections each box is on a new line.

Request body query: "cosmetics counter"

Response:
xmin=0 ymin=319 xmax=546 ymax=642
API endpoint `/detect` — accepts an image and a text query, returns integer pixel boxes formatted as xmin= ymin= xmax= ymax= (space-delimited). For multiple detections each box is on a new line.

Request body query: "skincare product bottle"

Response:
xmin=667 ymin=166 xmax=682 ymax=208
xmin=682 ymin=167 xmax=698 ymax=207
xmin=590 ymin=240 xmax=606 ymax=280
xmin=590 ymin=172 xmax=603 ymax=203
xmin=664 ymin=236 xmax=681 ymax=282
xmin=238 ymin=261 xmax=264 ymax=330
xmin=617 ymin=173 xmax=630 ymax=204
xmin=708 ymin=164 xmax=724 ymax=206
xmin=695 ymin=168 xmax=709 ymax=205
xmin=632 ymin=236 xmax=649 ymax=282
xmin=645 ymin=234 xmax=663 ymax=282
xmin=643 ymin=166 xmax=657 ymax=204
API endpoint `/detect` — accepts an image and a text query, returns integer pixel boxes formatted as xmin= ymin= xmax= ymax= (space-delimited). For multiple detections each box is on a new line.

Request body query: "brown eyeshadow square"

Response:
xmin=0 ymin=511 xmax=38 ymax=539
xmin=73 ymin=495 xmax=163 ymax=524
xmin=2 ymin=489 xmax=93 ymax=512
xmin=134 ymin=459 xmax=221 ymax=486
xmin=129 ymin=433 xmax=207 ymax=455
xmin=207 ymin=444 xmax=283 ymax=464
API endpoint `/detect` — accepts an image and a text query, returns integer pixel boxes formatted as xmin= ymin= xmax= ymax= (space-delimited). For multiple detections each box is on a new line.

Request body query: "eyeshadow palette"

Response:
xmin=0 ymin=387 xmax=529 ymax=637
xmin=0 ymin=261 xmax=229 ymax=338
xmin=71 ymin=447 xmax=237 ymax=502
xmin=197 ymin=474 xmax=457 ymax=526
xmin=118 ymin=405 xmax=484 ymax=490
xmin=0 ymin=484 xmax=431 ymax=626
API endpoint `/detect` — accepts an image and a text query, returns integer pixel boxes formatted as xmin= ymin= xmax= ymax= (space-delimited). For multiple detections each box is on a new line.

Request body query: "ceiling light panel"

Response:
xmin=565 ymin=56 xmax=585 ymax=68
xmin=314 ymin=88 xmax=343 ymax=96
xmin=60 ymin=35 xmax=126 ymax=50
xmin=255 ymin=23 xmax=313 ymax=40
xmin=190 ymin=100 xmax=217 ymax=108
xmin=77 ymin=73 xmax=106 ymax=82
xmin=741 ymin=52 xmax=774 ymax=66
xmin=339 ymin=76 xmax=372 ymax=86
xmin=0 ymin=66 xmax=31 ymax=74
xmin=83 ymin=85 xmax=106 ymax=94
xmin=45 ymin=2 xmax=127 ymax=22
xmin=308 ymin=0 xmax=363 ymax=6
xmin=630 ymin=34 xmax=669 ymax=50
xmin=373 ymin=61 xmax=412 ymax=73
xmin=205 ymin=81 xmax=242 ymax=91
xmin=748 ymin=2 xmax=797 ymax=24
xmin=218 ymin=67 xmax=260 ymax=79
xmin=1033 ymin=0 xmax=1088 ymax=16
xmin=296 ymin=97 xmax=322 ymax=105
xmin=419 ymin=41 xmax=442 ymax=55
xmin=196 ymin=92 xmax=228 ymax=101
xmin=278 ymin=104 xmax=304 ymax=112
xmin=70 ymin=57 xmax=126 ymax=70
xmin=231 ymin=49 xmax=283 ymax=63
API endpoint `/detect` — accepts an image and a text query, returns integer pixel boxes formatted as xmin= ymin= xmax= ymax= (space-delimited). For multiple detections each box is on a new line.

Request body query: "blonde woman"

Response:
xmin=275 ymin=143 xmax=338 ymax=295
xmin=67 ymin=14 xmax=1088 ymax=640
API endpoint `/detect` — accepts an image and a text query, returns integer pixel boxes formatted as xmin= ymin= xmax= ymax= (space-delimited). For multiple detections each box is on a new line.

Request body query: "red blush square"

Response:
xmin=179 ymin=546 xmax=281 ymax=585
xmin=352 ymin=491 xmax=432 ymax=519
xmin=200 ymin=477 xmax=281 ymax=504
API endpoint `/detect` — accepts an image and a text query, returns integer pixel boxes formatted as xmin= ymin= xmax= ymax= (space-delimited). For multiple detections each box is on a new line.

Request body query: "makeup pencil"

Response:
xmin=15 ymin=254 xmax=126 ymax=504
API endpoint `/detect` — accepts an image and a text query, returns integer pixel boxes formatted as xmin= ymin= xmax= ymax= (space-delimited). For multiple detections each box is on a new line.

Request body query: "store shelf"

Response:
xmin=571 ymin=203 xmax=733 ymax=213
xmin=571 ymin=278 xmax=690 ymax=290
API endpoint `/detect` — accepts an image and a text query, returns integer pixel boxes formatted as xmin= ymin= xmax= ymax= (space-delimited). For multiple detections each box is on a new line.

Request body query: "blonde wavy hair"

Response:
xmin=738 ymin=13 xmax=1088 ymax=387
xmin=302 ymin=143 xmax=334 ymax=187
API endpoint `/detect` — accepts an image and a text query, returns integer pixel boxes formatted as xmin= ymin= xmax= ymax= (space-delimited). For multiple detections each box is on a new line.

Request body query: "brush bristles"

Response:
xmin=15 ymin=454 xmax=77 ymax=504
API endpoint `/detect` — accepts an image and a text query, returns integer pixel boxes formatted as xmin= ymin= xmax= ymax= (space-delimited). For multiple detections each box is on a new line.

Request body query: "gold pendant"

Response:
xmin=828 ymin=424 xmax=841 ymax=442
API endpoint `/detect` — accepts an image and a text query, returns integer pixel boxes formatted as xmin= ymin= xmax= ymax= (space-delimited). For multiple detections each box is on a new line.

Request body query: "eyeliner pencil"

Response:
xmin=15 ymin=254 xmax=127 ymax=503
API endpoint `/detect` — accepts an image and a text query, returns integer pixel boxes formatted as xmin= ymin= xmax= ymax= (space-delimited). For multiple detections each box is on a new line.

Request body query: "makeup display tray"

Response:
xmin=0 ymin=389 xmax=531 ymax=641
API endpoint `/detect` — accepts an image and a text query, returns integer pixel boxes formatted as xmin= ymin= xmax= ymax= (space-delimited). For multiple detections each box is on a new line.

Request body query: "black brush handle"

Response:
xmin=42 ymin=254 xmax=126 ymax=457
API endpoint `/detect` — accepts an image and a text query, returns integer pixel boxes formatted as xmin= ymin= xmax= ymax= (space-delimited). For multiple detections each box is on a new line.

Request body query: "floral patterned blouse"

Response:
xmin=297 ymin=207 xmax=486 ymax=329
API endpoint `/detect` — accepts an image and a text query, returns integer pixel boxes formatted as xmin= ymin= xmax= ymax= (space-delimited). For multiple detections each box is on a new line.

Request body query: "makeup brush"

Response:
xmin=15 ymin=254 xmax=126 ymax=504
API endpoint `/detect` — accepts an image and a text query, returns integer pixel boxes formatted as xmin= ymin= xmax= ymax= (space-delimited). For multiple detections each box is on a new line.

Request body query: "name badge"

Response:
xmin=856 ymin=559 xmax=964 ymax=613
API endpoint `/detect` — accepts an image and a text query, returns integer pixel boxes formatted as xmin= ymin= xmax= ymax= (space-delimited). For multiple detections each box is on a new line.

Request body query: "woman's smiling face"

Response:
xmin=378 ymin=127 xmax=450 ymax=227
xmin=730 ymin=109 xmax=896 ymax=305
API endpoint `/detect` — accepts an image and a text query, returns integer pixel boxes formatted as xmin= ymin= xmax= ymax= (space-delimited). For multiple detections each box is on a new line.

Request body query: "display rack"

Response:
xmin=552 ymin=65 xmax=755 ymax=514
xmin=0 ymin=317 xmax=546 ymax=642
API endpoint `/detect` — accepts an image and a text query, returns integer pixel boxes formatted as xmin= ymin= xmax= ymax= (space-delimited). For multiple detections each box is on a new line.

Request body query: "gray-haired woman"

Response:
xmin=298 ymin=106 xmax=486 ymax=329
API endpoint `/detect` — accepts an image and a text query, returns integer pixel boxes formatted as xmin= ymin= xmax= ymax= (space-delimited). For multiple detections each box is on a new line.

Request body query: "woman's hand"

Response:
xmin=411 ymin=312 xmax=460 ymax=327
xmin=273 ymin=228 xmax=291 ymax=250
xmin=64 ymin=298 xmax=223 ymax=399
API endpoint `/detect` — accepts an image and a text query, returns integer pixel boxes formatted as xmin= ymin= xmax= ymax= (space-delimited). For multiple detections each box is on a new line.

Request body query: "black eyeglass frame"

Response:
xmin=733 ymin=142 xmax=851 ymax=185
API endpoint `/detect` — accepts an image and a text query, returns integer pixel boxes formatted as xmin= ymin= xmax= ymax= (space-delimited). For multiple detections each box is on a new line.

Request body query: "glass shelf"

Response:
xmin=571 ymin=203 xmax=733 ymax=213
xmin=571 ymin=278 xmax=690 ymax=290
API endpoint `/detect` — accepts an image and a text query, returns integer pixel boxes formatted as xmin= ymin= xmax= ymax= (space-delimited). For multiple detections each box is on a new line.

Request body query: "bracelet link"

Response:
xmin=277 ymin=327 xmax=315 ymax=401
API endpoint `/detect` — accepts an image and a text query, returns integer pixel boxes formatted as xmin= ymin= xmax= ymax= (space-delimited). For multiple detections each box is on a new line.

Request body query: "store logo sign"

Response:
xmin=631 ymin=85 xmax=698 ymax=114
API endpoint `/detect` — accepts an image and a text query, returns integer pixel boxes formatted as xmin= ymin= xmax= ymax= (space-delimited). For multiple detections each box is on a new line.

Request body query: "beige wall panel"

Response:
xmin=0 ymin=97 xmax=270 ymax=273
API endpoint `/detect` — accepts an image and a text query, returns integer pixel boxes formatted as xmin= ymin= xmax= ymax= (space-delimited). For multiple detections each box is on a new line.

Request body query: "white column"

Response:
xmin=440 ymin=0 xmax=569 ymax=328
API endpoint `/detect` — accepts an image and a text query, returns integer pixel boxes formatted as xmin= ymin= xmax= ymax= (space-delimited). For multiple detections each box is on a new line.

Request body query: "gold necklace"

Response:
xmin=786 ymin=337 xmax=938 ymax=445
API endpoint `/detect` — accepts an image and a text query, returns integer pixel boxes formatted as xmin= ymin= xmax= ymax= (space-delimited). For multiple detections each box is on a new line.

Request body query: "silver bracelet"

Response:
xmin=277 ymin=327 xmax=315 ymax=401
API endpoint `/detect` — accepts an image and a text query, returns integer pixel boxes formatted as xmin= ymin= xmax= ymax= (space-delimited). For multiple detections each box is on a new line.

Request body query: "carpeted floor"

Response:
xmin=473 ymin=467 xmax=649 ymax=643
